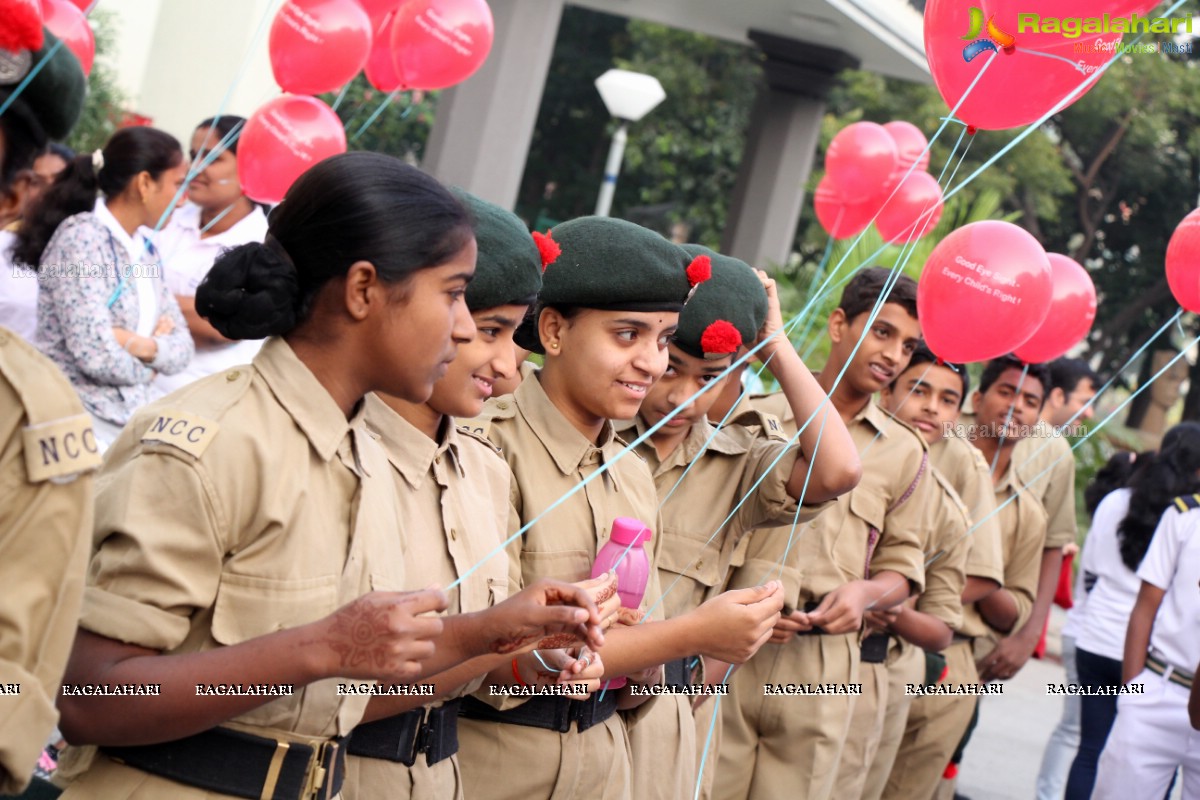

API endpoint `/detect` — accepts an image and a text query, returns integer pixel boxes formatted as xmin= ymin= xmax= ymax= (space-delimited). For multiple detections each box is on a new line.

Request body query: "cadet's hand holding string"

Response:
xmin=687 ymin=582 xmax=784 ymax=663
xmin=309 ymin=589 xmax=449 ymax=682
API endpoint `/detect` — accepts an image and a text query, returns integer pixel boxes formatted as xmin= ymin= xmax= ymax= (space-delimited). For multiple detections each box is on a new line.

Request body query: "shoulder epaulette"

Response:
xmin=458 ymin=425 xmax=502 ymax=456
xmin=1173 ymin=493 xmax=1200 ymax=513
xmin=728 ymin=408 xmax=789 ymax=442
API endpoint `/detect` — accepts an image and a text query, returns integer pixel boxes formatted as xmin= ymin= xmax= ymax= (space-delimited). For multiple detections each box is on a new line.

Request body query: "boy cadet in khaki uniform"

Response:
xmin=51 ymin=156 xmax=605 ymax=800
xmin=457 ymin=217 xmax=786 ymax=800
xmin=616 ymin=249 xmax=860 ymax=799
xmin=878 ymin=352 xmax=1006 ymax=800
xmin=715 ymin=267 xmax=930 ymax=800
xmin=345 ymin=194 xmax=613 ymax=799
xmin=934 ymin=355 xmax=1052 ymax=800
xmin=863 ymin=347 xmax=981 ymax=800
xmin=0 ymin=15 xmax=94 ymax=796
xmin=978 ymin=358 xmax=1091 ymax=683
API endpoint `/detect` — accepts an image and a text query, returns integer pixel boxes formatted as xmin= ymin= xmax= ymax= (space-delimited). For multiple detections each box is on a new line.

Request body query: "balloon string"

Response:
xmin=198 ymin=203 xmax=236 ymax=235
xmin=989 ymin=363 xmax=1030 ymax=476
xmin=331 ymin=82 xmax=353 ymax=112
xmin=693 ymin=665 xmax=735 ymax=800
xmin=350 ymin=90 xmax=404 ymax=142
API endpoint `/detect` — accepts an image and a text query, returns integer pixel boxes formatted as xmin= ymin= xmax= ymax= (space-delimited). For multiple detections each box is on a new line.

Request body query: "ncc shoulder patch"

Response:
xmin=21 ymin=413 xmax=102 ymax=483
xmin=141 ymin=409 xmax=220 ymax=458
xmin=729 ymin=408 xmax=789 ymax=442
xmin=459 ymin=425 xmax=501 ymax=454
xmin=1173 ymin=493 xmax=1200 ymax=513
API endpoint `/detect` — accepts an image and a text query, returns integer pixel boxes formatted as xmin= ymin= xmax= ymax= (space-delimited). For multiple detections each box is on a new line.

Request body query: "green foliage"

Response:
xmin=320 ymin=76 xmax=438 ymax=163
xmin=65 ymin=10 xmax=129 ymax=154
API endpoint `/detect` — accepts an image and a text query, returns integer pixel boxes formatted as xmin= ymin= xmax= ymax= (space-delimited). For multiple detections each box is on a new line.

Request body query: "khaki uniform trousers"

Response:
xmin=342 ymin=752 xmax=461 ymax=800
xmin=627 ymin=694 xmax=695 ymax=800
xmin=862 ymin=643 xmax=925 ymax=800
xmin=457 ymin=715 xmax=630 ymax=800
xmin=693 ymin=692 xmax=722 ymax=800
xmin=831 ymin=658 xmax=889 ymax=798
xmin=714 ymin=633 xmax=859 ymax=800
xmin=882 ymin=639 xmax=979 ymax=800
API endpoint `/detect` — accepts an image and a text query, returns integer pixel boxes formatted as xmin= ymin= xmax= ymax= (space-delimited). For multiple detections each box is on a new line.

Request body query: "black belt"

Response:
xmin=459 ymin=690 xmax=618 ymax=733
xmin=861 ymin=633 xmax=891 ymax=664
xmin=789 ymin=601 xmax=831 ymax=637
xmin=664 ymin=657 xmax=695 ymax=690
xmin=102 ymin=727 xmax=345 ymax=800
xmin=347 ymin=699 xmax=461 ymax=767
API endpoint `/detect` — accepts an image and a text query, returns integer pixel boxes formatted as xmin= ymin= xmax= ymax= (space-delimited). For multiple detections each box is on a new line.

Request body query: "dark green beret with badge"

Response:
xmin=454 ymin=189 xmax=547 ymax=312
xmin=0 ymin=15 xmax=88 ymax=147
xmin=515 ymin=216 xmax=709 ymax=353
xmin=674 ymin=244 xmax=768 ymax=360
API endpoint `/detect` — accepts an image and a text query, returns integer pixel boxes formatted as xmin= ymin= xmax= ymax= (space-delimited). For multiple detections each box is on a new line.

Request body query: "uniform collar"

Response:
xmin=363 ymin=394 xmax=462 ymax=489
xmin=169 ymin=202 xmax=269 ymax=246
xmin=253 ymin=337 xmax=354 ymax=463
xmin=515 ymin=375 xmax=621 ymax=478
xmin=93 ymin=197 xmax=147 ymax=262
xmin=620 ymin=414 xmax=747 ymax=472
xmin=855 ymin=400 xmax=891 ymax=437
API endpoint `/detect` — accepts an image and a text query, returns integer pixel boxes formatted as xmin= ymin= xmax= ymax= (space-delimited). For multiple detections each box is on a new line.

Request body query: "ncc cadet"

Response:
xmin=456 ymin=217 xmax=785 ymax=800
xmin=343 ymin=194 xmax=615 ymax=800
xmin=0 ymin=12 xmax=94 ymax=797
xmin=980 ymin=358 xmax=1092 ymax=683
xmin=864 ymin=346 xmax=984 ymax=800
xmin=49 ymin=154 xmax=603 ymax=800
xmin=616 ymin=248 xmax=859 ymax=798
xmin=715 ymin=267 xmax=930 ymax=800
xmin=935 ymin=355 xmax=1052 ymax=800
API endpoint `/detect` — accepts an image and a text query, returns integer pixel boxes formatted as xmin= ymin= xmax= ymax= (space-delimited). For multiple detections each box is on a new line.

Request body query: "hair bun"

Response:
xmin=197 ymin=241 xmax=300 ymax=339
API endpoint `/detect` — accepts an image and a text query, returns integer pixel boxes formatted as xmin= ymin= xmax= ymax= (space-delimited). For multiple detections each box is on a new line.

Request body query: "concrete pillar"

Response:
xmin=421 ymin=0 xmax=565 ymax=210
xmin=722 ymin=33 xmax=859 ymax=270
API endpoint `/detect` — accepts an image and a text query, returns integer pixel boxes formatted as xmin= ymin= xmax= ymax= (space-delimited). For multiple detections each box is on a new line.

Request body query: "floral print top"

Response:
xmin=36 ymin=212 xmax=193 ymax=425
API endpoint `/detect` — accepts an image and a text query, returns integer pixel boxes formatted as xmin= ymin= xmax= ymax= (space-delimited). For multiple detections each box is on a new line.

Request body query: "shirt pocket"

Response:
xmin=519 ymin=548 xmax=592 ymax=585
xmin=655 ymin=527 xmax=723 ymax=588
xmin=211 ymin=572 xmax=340 ymax=645
xmin=832 ymin=491 xmax=887 ymax=579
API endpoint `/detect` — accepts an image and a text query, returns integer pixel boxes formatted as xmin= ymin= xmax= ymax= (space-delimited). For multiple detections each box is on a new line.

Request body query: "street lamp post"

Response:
xmin=593 ymin=69 xmax=666 ymax=217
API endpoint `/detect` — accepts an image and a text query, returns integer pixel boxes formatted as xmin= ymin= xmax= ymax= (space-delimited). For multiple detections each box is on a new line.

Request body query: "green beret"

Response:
xmin=675 ymin=245 xmax=768 ymax=359
xmin=0 ymin=29 xmax=87 ymax=144
xmin=454 ymin=190 xmax=544 ymax=312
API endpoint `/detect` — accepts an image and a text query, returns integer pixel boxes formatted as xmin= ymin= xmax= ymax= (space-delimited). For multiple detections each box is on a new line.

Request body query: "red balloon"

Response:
xmin=884 ymin=121 xmax=930 ymax=174
xmin=1166 ymin=208 xmax=1200 ymax=313
xmin=1012 ymin=253 xmax=1096 ymax=363
xmin=41 ymin=0 xmax=93 ymax=75
xmin=355 ymin=0 xmax=398 ymax=23
xmin=390 ymin=0 xmax=494 ymax=91
xmin=814 ymin=176 xmax=886 ymax=240
xmin=875 ymin=172 xmax=945 ymax=243
xmin=237 ymin=95 xmax=347 ymax=205
xmin=824 ymin=122 xmax=898 ymax=204
xmin=918 ymin=220 xmax=1053 ymax=363
xmin=67 ymin=0 xmax=91 ymax=11
xmin=269 ymin=0 xmax=372 ymax=95
xmin=924 ymin=0 xmax=1120 ymax=130
xmin=365 ymin=10 xmax=405 ymax=90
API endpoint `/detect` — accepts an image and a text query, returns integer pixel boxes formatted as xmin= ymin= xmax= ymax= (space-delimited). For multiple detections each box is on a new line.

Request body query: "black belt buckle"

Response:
xmin=346 ymin=709 xmax=423 ymax=766
xmin=861 ymin=633 xmax=890 ymax=664
xmin=794 ymin=601 xmax=828 ymax=637
xmin=422 ymin=700 xmax=462 ymax=766
xmin=307 ymin=735 xmax=346 ymax=800
xmin=664 ymin=657 xmax=692 ymax=690
xmin=572 ymin=692 xmax=617 ymax=733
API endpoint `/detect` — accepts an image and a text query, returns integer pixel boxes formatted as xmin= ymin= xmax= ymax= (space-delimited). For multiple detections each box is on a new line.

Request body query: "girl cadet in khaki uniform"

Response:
xmin=0 ymin=14 xmax=94 ymax=795
xmin=456 ymin=216 xmax=786 ymax=800
xmin=617 ymin=249 xmax=859 ymax=800
xmin=344 ymin=193 xmax=615 ymax=800
xmin=51 ymin=153 xmax=605 ymax=800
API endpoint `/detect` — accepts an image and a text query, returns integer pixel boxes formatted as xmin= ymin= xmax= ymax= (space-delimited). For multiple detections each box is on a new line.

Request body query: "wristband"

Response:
xmin=511 ymin=657 xmax=527 ymax=687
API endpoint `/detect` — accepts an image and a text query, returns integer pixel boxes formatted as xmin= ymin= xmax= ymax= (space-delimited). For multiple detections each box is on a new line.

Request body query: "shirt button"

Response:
xmin=696 ymin=560 xmax=704 ymax=569
xmin=226 ymin=370 xmax=241 ymax=381
xmin=450 ymin=528 xmax=458 ymax=540
xmin=497 ymin=401 xmax=509 ymax=410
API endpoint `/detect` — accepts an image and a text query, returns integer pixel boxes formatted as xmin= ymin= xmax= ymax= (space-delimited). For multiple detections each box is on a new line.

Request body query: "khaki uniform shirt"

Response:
xmin=918 ymin=469 xmax=969 ymax=630
xmin=62 ymin=338 xmax=408 ymax=794
xmin=1013 ymin=427 xmax=1077 ymax=549
xmin=727 ymin=395 xmax=928 ymax=607
xmin=957 ymin=460 xmax=1048 ymax=645
xmin=931 ymin=435 xmax=1005 ymax=587
xmin=618 ymin=411 xmax=826 ymax=619
xmin=0 ymin=328 xmax=99 ymax=795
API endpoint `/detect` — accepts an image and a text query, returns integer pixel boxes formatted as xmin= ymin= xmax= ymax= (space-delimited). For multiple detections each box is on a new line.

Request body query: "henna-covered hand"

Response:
xmin=307 ymin=590 xmax=447 ymax=682
xmin=483 ymin=577 xmax=606 ymax=656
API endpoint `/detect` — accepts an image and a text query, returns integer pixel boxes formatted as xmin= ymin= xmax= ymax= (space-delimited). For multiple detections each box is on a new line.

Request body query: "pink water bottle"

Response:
xmin=591 ymin=517 xmax=652 ymax=689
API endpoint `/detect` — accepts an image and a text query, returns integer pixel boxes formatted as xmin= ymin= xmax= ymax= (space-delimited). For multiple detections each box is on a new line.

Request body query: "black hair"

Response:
xmin=0 ymin=110 xmax=44 ymax=196
xmin=889 ymin=342 xmax=970 ymax=406
xmin=13 ymin=126 xmax=183 ymax=267
xmin=1048 ymin=357 xmax=1100 ymax=397
xmin=1117 ymin=422 xmax=1200 ymax=570
xmin=1083 ymin=449 xmax=1151 ymax=517
xmin=977 ymin=354 xmax=1053 ymax=408
xmin=197 ymin=152 xmax=473 ymax=340
xmin=837 ymin=266 xmax=918 ymax=323
xmin=44 ymin=142 xmax=76 ymax=162
xmin=194 ymin=116 xmax=247 ymax=155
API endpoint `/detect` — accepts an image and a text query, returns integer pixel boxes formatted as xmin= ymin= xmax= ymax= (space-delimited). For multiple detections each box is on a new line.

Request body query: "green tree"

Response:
xmin=320 ymin=76 xmax=438 ymax=162
xmin=65 ymin=9 xmax=129 ymax=153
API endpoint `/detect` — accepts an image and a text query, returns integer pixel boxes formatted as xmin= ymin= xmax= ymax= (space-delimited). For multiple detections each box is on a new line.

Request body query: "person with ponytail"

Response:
xmin=1068 ymin=423 xmax=1200 ymax=799
xmin=52 ymin=152 xmax=605 ymax=800
xmin=14 ymin=125 xmax=194 ymax=447
xmin=153 ymin=115 xmax=270 ymax=397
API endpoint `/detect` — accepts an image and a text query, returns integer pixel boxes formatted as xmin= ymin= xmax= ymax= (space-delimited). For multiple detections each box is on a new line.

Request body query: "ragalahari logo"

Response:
xmin=961 ymin=8 xmax=1016 ymax=61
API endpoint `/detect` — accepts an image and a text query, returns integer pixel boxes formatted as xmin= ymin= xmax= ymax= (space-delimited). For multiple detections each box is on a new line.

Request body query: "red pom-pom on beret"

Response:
xmin=700 ymin=319 xmax=742 ymax=355
xmin=532 ymin=230 xmax=561 ymax=272
xmin=686 ymin=254 xmax=712 ymax=287
xmin=0 ymin=0 xmax=44 ymax=53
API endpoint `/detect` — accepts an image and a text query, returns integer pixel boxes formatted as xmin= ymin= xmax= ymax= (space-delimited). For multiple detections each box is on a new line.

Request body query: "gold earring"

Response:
xmin=549 ymin=342 xmax=559 ymax=350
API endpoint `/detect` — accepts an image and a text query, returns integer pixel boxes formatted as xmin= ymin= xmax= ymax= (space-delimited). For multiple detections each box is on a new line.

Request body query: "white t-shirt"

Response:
xmin=152 ymin=203 xmax=268 ymax=396
xmin=1073 ymin=489 xmax=1143 ymax=661
xmin=1137 ymin=502 xmax=1200 ymax=673
xmin=0 ymin=229 xmax=38 ymax=341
